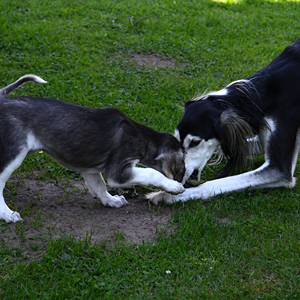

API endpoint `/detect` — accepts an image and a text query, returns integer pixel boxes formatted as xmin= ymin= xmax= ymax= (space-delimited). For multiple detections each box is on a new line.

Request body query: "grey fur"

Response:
xmin=0 ymin=75 xmax=185 ymax=222
xmin=0 ymin=74 xmax=47 ymax=95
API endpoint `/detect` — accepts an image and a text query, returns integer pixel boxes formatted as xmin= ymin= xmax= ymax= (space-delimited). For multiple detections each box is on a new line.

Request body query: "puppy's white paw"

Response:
xmin=164 ymin=181 xmax=185 ymax=195
xmin=0 ymin=210 xmax=23 ymax=223
xmin=106 ymin=195 xmax=129 ymax=208
xmin=146 ymin=191 xmax=175 ymax=205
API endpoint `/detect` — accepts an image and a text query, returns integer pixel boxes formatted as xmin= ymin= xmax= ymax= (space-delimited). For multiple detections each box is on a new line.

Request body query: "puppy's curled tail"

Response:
xmin=0 ymin=74 xmax=47 ymax=95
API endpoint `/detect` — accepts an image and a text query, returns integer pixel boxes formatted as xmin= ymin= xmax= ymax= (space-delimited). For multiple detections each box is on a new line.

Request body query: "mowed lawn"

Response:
xmin=1 ymin=0 xmax=300 ymax=299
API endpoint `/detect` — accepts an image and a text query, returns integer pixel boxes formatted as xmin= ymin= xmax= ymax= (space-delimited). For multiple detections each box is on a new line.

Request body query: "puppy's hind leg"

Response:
xmin=82 ymin=173 xmax=128 ymax=208
xmin=0 ymin=150 xmax=28 ymax=223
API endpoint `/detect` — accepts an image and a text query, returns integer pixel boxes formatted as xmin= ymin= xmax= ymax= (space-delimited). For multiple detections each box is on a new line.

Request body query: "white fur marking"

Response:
xmin=265 ymin=117 xmax=276 ymax=133
xmin=260 ymin=117 xmax=276 ymax=162
xmin=291 ymin=127 xmax=300 ymax=176
xmin=27 ymin=132 xmax=42 ymax=150
xmin=174 ymin=129 xmax=180 ymax=141
xmin=82 ymin=173 xmax=128 ymax=208
xmin=183 ymin=134 xmax=193 ymax=150
xmin=182 ymin=136 xmax=219 ymax=183
xmin=0 ymin=149 xmax=28 ymax=222
xmin=108 ymin=167 xmax=185 ymax=195
xmin=21 ymin=74 xmax=47 ymax=84
xmin=207 ymin=88 xmax=228 ymax=97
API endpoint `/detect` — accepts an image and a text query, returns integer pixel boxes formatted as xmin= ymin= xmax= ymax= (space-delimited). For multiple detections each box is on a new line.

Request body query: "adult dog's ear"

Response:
xmin=217 ymin=109 xmax=255 ymax=177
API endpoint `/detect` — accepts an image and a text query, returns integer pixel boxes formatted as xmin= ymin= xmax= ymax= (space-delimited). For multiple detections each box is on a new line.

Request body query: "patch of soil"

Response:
xmin=1 ymin=176 xmax=176 ymax=255
xmin=130 ymin=53 xmax=176 ymax=68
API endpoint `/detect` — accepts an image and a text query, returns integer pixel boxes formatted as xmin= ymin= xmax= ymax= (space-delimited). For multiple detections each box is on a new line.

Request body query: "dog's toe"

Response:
xmin=0 ymin=211 xmax=23 ymax=223
xmin=166 ymin=181 xmax=185 ymax=195
xmin=11 ymin=212 xmax=23 ymax=223
xmin=108 ymin=195 xmax=129 ymax=208
xmin=146 ymin=191 xmax=168 ymax=205
xmin=118 ymin=195 xmax=129 ymax=206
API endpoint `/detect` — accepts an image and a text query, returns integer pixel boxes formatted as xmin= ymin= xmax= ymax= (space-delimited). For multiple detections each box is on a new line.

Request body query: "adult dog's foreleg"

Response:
xmin=146 ymin=163 xmax=295 ymax=205
xmin=82 ymin=173 xmax=128 ymax=208
xmin=107 ymin=167 xmax=185 ymax=195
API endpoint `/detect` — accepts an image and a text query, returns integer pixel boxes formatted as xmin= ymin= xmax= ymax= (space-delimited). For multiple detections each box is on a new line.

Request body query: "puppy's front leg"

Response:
xmin=108 ymin=167 xmax=185 ymax=194
xmin=82 ymin=173 xmax=128 ymax=208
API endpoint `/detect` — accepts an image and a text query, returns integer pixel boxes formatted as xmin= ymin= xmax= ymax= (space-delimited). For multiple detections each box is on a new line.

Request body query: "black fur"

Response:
xmin=178 ymin=38 xmax=300 ymax=179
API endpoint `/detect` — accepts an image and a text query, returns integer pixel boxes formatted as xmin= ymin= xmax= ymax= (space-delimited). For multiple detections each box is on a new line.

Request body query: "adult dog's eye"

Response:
xmin=189 ymin=139 xmax=201 ymax=148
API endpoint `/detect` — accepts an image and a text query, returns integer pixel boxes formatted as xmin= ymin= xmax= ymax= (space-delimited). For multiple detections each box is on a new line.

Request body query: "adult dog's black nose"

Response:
xmin=189 ymin=169 xmax=199 ymax=181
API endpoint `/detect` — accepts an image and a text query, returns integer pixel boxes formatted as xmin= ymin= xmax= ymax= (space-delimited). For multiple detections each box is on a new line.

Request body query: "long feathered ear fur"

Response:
xmin=217 ymin=109 xmax=257 ymax=177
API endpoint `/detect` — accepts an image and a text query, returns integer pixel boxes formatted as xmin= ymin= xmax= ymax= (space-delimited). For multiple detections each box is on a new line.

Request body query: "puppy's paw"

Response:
xmin=0 ymin=211 xmax=23 ymax=223
xmin=107 ymin=195 xmax=129 ymax=208
xmin=146 ymin=191 xmax=175 ymax=205
xmin=164 ymin=181 xmax=185 ymax=195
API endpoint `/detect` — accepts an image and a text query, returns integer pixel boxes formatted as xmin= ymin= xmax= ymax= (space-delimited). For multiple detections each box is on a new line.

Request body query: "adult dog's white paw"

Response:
xmin=106 ymin=195 xmax=129 ymax=208
xmin=0 ymin=210 xmax=23 ymax=223
xmin=146 ymin=191 xmax=175 ymax=205
xmin=164 ymin=181 xmax=185 ymax=195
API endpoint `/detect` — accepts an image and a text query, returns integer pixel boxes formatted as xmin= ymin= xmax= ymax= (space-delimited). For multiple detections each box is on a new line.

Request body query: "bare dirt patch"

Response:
xmin=0 ymin=176 xmax=176 ymax=255
xmin=130 ymin=53 xmax=177 ymax=68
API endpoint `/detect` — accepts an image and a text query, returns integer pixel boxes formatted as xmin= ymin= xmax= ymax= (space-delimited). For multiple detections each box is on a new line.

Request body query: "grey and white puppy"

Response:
xmin=0 ymin=75 xmax=185 ymax=223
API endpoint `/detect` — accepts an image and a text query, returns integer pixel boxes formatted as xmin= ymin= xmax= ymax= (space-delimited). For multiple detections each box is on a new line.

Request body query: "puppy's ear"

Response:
xmin=155 ymin=153 xmax=166 ymax=161
xmin=217 ymin=109 xmax=255 ymax=176
xmin=154 ymin=152 xmax=172 ymax=179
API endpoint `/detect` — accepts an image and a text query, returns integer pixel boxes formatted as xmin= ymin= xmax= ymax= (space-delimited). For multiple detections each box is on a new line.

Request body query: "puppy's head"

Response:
xmin=154 ymin=134 xmax=185 ymax=182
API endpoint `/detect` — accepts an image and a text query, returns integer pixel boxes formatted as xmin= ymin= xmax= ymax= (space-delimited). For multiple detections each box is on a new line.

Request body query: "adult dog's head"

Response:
xmin=175 ymin=80 xmax=266 ymax=183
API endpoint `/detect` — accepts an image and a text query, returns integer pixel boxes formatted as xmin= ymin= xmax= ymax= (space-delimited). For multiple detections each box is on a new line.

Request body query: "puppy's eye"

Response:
xmin=189 ymin=139 xmax=201 ymax=148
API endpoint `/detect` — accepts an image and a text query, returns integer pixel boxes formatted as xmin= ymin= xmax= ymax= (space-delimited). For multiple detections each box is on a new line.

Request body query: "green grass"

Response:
xmin=2 ymin=0 xmax=300 ymax=298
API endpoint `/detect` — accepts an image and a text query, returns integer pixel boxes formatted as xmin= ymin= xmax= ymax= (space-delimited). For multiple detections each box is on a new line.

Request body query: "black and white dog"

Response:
xmin=147 ymin=38 xmax=300 ymax=204
xmin=0 ymin=75 xmax=185 ymax=223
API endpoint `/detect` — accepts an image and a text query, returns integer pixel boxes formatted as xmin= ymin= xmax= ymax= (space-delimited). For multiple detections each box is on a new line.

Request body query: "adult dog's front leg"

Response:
xmin=82 ymin=173 xmax=128 ymax=208
xmin=147 ymin=163 xmax=295 ymax=205
xmin=107 ymin=167 xmax=185 ymax=194
xmin=145 ymin=186 xmax=204 ymax=205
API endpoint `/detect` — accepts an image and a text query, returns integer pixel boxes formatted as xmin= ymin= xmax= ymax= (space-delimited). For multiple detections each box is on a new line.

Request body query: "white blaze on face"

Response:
xmin=174 ymin=129 xmax=180 ymax=141
xmin=175 ymin=129 xmax=219 ymax=183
